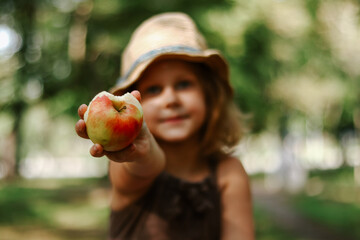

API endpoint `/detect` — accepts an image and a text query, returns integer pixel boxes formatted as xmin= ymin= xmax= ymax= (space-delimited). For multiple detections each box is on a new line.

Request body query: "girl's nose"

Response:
xmin=161 ymin=87 xmax=180 ymax=108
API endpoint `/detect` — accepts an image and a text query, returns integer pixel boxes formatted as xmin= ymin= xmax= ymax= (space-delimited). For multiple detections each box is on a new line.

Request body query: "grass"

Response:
xmin=250 ymin=166 xmax=360 ymax=240
xmin=292 ymin=195 xmax=360 ymax=239
xmin=253 ymin=203 xmax=302 ymax=240
xmin=291 ymin=166 xmax=360 ymax=239
xmin=0 ymin=178 xmax=110 ymax=240
xmin=0 ymin=176 xmax=297 ymax=240
xmin=2 ymin=167 xmax=357 ymax=240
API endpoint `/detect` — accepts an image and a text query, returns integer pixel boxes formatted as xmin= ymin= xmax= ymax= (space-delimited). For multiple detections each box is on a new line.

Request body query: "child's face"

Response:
xmin=136 ymin=59 xmax=206 ymax=143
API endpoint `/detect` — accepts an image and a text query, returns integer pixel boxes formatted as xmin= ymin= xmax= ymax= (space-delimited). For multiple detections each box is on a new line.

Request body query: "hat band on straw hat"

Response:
xmin=116 ymin=45 xmax=202 ymax=85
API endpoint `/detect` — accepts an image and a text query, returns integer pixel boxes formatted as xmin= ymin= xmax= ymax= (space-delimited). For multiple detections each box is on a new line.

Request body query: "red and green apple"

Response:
xmin=84 ymin=91 xmax=143 ymax=151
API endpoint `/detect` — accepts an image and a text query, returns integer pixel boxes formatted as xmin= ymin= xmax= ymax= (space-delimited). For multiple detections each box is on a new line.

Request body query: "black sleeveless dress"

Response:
xmin=109 ymin=160 xmax=221 ymax=240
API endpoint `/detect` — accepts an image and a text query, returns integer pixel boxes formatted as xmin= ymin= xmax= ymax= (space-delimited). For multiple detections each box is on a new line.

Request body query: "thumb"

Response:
xmin=130 ymin=90 xmax=141 ymax=103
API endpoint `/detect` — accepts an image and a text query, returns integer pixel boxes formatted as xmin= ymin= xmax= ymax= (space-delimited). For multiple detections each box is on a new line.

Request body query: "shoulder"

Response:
xmin=216 ymin=156 xmax=249 ymax=191
xmin=216 ymin=156 xmax=255 ymax=239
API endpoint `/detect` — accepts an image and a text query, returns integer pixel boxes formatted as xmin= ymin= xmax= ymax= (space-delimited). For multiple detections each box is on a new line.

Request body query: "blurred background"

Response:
xmin=0 ymin=0 xmax=359 ymax=239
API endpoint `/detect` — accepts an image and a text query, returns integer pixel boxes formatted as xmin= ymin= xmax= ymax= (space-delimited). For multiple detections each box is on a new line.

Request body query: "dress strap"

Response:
xmin=207 ymin=155 xmax=220 ymax=182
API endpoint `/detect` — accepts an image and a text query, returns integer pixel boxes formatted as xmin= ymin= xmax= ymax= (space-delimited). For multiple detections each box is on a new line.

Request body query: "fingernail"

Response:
xmin=93 ymin=145 xmax=99 ymax=154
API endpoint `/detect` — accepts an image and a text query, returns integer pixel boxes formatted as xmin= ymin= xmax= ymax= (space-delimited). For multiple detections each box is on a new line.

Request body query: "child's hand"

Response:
xmin=75 ymin=91 xmax=152 ymax=162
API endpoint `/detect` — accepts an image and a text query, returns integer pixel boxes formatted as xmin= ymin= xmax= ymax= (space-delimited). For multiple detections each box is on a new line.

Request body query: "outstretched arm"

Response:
xmin=218 ymin=157 xmax=255 ymax=240
xmin=108 ymin=124 xmax=165 ymax=210
xmin=75 ymin=90 xmax=165 ymax=209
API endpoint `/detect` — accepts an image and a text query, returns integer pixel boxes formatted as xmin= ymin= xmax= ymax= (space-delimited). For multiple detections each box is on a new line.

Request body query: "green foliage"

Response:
xmin=1 ymin=0 xmax=359 ymax=176
xmin=232 ymin=22 xmax=279 ymax=132
xmin=2 ymin=0 xmax=357 ymax=129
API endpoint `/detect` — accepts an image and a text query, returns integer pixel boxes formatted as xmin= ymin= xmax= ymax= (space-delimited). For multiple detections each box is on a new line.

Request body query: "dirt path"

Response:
xmin=252 ymin=182 xmax=352 ymax=240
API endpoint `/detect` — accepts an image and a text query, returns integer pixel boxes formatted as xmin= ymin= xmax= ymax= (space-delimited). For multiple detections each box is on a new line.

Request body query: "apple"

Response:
xmin=84 ymin=91 xmax=143 ymax=151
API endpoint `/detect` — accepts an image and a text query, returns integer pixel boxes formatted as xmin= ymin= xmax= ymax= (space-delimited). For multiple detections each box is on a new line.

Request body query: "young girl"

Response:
xmin=76 ymin=12 xmax=254 ymax=240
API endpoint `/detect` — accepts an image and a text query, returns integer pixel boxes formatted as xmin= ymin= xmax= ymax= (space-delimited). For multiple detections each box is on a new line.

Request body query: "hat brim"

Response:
xmin=110 ymin=49 xmax=231 ymax=96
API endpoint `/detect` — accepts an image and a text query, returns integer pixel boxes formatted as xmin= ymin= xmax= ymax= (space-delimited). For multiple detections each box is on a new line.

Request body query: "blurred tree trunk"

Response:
xmin=1 ymin=133 xmax=16 ymax=179
xmin=3 ymin=0 xmax=36 ymax=179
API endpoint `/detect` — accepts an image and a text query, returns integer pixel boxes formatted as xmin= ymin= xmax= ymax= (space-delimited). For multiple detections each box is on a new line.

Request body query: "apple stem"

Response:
xmin=117 ymin=106 xmax=127 ymax=112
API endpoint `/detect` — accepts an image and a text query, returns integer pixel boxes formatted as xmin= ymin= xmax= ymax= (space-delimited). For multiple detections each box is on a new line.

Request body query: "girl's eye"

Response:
xmin=175 ymin=80 xmax=192 ymax=90
xmin=144 ymin=85 xmax=162 ymax=95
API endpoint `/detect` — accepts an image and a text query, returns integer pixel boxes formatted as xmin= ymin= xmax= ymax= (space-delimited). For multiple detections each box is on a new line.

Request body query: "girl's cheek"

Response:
xmin=142 ymin=103 xmax=156 ymax=124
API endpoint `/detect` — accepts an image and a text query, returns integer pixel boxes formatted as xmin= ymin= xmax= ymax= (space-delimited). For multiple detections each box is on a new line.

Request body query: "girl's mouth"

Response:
xmin=161 ymin=115 xmax=188 ymax=124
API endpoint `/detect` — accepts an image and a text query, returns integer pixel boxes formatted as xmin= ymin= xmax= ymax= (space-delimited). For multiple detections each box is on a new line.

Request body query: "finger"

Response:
xmin=137 ymin=121 xmax=150 ymax=139
xmin=131 ymin=90 xmax=141 ymax=102
xmin=90 ymin=144 xmax=105 ymax=158
xmin=78 ymin=104 xmax=88 ymax=119
xmin=75 ymin=119 xmax=89 ymax=139
xmin=104 ymin=144 xmax=136 ymax=163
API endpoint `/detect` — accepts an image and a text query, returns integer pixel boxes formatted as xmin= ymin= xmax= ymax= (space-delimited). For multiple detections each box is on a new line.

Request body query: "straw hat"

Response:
xmin=110 ymin=12 xmax=231 ymax=96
